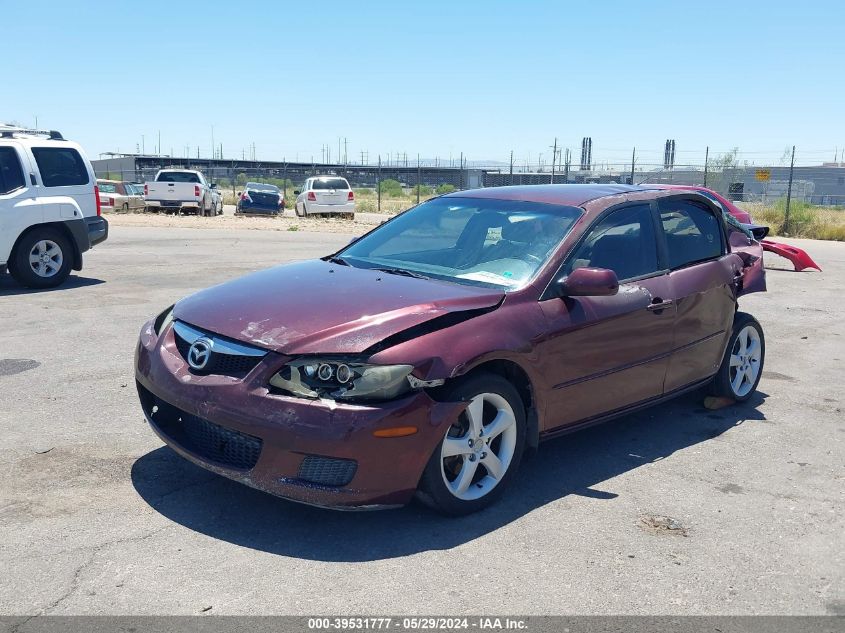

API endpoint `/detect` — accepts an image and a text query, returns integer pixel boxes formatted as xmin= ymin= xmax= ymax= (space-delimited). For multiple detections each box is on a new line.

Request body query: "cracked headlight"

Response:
xmin=153 ymin=305 xmax=175 ymax=335
xmin=270 ymin=360 xmax=419 ymax=401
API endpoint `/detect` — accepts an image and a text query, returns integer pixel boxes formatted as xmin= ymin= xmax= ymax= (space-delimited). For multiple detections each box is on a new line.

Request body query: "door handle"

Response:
xmin=647 ymin=298 xmax=673 ymax=311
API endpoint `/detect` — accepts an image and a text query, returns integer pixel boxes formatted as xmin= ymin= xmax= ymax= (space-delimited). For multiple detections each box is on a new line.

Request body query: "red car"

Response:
xmin=646 ymin=184 xmax=821 ymax=272
xmin=136 ymin=185 xmax=766 ymax=515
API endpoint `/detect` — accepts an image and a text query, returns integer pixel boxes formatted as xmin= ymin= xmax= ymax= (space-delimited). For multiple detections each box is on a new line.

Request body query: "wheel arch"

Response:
xmin=10 ymin=221 xmax=83 ymax=272
xmin=445 ymin=358 xmax=539 ymax=451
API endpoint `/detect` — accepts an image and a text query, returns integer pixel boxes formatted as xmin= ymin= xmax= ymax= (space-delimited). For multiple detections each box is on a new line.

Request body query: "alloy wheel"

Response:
xmin=729 ymin=324 xmax=762 ymax=398
xmin=28 ymin=240 xmax=63 ymax=278
xmin=440 ymin=392 xmax=518 ymax=501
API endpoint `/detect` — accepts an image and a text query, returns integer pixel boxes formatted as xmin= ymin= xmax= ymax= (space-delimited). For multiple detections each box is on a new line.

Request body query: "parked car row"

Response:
xmin=93 ymin=173 xmax=357 ymax=219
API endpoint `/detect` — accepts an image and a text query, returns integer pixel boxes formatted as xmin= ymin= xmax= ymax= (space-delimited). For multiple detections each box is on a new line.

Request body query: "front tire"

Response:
xmin=9 ymin=228 xmax=73 ymax=289
xmin=712 ymin=312 xmax=765 ymax=402
xmin=417 ymin=372 xmax=526 ymax=515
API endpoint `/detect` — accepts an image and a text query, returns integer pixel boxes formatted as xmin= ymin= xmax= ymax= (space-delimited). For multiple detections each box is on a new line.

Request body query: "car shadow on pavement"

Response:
xmin=131 ymin=390 xmax=767 ymax=562
xmin=0 ymin=274 xmax=104 ymax=295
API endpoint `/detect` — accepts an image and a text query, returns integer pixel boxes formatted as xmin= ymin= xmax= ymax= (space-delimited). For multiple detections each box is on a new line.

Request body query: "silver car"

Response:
xmin=97 ymin=180 xmax=145 ymax=212
xmin=294 ymin=176 xmax=355 ymax=218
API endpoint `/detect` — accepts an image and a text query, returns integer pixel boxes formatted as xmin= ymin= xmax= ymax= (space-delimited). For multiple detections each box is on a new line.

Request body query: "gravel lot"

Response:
xmin=0 ymin=221 xmax=842 ymax=616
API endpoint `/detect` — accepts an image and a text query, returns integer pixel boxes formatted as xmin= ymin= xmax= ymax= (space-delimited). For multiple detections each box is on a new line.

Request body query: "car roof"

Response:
xmin=444 ymin=184 xmax=647 ymax=207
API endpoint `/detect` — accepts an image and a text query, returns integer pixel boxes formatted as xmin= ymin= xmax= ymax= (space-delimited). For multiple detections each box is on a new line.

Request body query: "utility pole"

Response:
xmin=142 ymin=135 xmax=145 ymax=154
xmin=509 ymin=150 xmax=514 ymax=185
xmin=630 ymin=147 xmax=636 ymax=184
xmin=550 ymin=138 xmax=558 ymax=184
xmin=377 ymin=155 xmax=382 ymax=213
xmin=564 ymin=148 xmax=570 ymax=183
xmin=417 ymin=154 xmax=421 ymax=204
xmin=784 ymin=145 xmax=796 ymax=234
xmin=282 ymin=158 xmax=287 ymax=204
xmin=344 ymin=137 xmax=348 ymax=165
xmin=459 ymin=152 xmax=464 ymax=189
xmin=157 ymin=130 xmax=161 ymax=156
xmin=703 ymin=146 xmax=709 ymax=187
xmin=211 ymin=125 xmax=214 ymax=161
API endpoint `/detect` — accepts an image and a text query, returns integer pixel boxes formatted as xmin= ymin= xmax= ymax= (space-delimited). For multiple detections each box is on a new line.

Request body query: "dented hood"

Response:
xmin=173 ymin=259 xmax=505 ymax=354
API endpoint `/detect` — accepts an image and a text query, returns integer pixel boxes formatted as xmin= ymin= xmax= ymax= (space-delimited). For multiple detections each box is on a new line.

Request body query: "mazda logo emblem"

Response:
xmin=187 ymin=337 xmax=214 ymax=370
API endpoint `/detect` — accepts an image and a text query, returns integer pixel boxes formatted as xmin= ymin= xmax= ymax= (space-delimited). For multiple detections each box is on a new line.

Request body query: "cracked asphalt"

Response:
xmin=0 ymin=223 xmax=842 ymax=615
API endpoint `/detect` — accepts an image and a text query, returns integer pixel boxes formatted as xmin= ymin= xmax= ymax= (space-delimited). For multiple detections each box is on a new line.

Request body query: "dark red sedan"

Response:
xmin=135 ymin=184 xmax=766 ymax=515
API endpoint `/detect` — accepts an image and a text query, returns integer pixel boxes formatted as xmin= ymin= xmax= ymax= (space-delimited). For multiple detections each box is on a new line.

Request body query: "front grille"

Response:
xmin=297 ymin=455 xmax=358 ymax=487
xmin=139 ymin=383 xmax=262 ymax=470
xmin=173 ymin=323 xmax=265 ymax=376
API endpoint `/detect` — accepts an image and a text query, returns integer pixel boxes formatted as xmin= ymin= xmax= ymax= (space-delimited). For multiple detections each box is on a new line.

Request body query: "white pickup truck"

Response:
xmin=144 ymin=169 xmax=217 ymax=216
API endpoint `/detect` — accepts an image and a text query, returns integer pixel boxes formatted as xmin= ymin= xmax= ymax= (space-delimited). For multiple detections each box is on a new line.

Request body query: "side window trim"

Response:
xmin=0 ymin=146 xmax=27 ymax=195
xmin=540 ymin=200 xmax=665 ymax=301
xmin=30 ymin=146 xmax=90 ymax=187
xmin=656 ymin=196 xmax=726 ymax=271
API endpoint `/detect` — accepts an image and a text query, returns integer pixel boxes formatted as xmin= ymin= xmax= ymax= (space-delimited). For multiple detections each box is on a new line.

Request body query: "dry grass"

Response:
xmin=352 ymin=190 xmax=433 ymax=215
xmin=744 ymin=201 xmax=845 ymax=241
xmin=103 ymin=210 xmax=382 ymax=234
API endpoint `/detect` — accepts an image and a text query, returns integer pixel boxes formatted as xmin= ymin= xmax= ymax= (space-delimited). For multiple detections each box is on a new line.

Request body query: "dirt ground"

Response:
xmin=103 ymin=205 xmax=386 ymax=234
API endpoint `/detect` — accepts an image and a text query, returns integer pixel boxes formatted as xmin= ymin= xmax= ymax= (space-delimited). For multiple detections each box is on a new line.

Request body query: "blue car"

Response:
xmin=236 ymin=182 xmax=284 ymax=215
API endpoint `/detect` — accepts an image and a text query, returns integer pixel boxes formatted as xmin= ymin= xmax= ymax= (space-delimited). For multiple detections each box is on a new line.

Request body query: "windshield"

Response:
xmin=312 ymin=178 xmax=349 ymax=190
xmin=98 ymin=182 xmax=118 ymax=193
xmin=246 ymin=182 xmax=280 ymax=193
xmin=338 ymin=197 xmax=582 ymax=289
xmin=157 ymin=171 xmax=199 ymax=183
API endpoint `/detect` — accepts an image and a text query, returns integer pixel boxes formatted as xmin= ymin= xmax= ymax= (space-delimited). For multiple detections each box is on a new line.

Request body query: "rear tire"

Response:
xmin=9 ymin=228 xmax=73 ymax=289
xmin=711 ymin=312 xmax=765 ymax=402
xmin=295 ymin=203 xmax=305 ymax=217
xmin=417 ymin=372 xmax=526 ymax=516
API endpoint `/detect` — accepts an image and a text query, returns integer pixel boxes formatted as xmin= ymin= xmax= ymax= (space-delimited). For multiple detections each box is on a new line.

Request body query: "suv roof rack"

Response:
xmin=0 ymin=125 xmax=64 ymax=140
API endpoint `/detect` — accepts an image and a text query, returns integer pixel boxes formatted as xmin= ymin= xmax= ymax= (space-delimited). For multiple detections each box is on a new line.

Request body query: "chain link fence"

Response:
xmin=92 ymin=147 xmax=845 ymax=224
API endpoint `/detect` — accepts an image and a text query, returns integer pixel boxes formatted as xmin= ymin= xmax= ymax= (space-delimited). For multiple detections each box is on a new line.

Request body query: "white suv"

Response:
xmin=0 ymin=127 xmax=108 ymax=288
xmin=294 ymin=176 xmax=355 ymax=218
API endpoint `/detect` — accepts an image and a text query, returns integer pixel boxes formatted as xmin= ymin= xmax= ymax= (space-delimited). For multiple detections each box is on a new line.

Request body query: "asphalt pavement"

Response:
xmin=0 ymin=225 xmax=842 ymax=615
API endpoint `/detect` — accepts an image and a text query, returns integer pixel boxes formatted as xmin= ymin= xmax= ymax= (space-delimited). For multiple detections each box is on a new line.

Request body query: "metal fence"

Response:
xmin=92 ymin=146 xmax=845 ymax=210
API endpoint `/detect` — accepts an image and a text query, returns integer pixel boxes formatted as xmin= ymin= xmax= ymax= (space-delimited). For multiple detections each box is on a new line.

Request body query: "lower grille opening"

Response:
xmin=297 ymin=455 xmax=358 ymax=487
xmin=138 ymin=383 xmax=262 ymax=471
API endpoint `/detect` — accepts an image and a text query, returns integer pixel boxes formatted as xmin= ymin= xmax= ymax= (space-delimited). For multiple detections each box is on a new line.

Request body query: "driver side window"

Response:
xmin=566 ymin=204 xmax=659 ymax=282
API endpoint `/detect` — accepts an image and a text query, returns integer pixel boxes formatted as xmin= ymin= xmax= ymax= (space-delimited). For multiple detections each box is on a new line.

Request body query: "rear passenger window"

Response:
xmin=660 ymin=200 xmax=723 ymax=269
xmin=0 ymin=147 xmax=25 ymax=194
xmin=567 ymin=204 xmax=659 ymax=281
xmin=31 ymin=147 xmax=90 ymax=187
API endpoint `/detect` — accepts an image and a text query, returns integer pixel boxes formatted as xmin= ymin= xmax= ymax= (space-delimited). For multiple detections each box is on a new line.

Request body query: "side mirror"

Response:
xmin=210 ymin=183 xmax=217 ymax=189
xmin=557 ymin=267 xmax=619 ymax=297
xmin=294 ymin=190 xmax=301 ymax=195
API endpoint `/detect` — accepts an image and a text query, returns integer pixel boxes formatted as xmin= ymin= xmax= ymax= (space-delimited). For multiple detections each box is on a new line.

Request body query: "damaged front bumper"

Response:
xmin=134 ymin=319 xmax=466 ymax=510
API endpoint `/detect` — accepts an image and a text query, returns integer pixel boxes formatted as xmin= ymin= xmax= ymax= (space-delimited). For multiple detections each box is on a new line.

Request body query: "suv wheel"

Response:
xmin=417 ymin=372 xmax=526 ymax=515
xmin=9 ymin=228 xmax=73 ymax=289
xmin=712 ymin=312 xmax=765 ymax=401
xmin=296 ymin=203 xmax=305 ymax=217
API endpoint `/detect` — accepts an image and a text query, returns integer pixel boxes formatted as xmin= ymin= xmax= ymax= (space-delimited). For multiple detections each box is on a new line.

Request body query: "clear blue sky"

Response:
xmin=5 ymin=0 xmax=844 ymax=167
